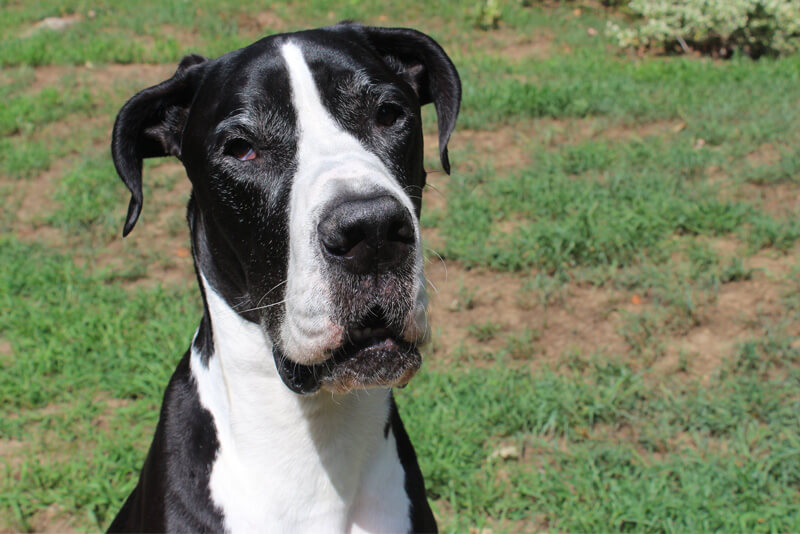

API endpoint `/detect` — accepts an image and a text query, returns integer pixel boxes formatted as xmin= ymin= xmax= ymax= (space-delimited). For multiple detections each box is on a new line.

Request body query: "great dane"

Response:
xmin=107 ymin=22 xmax=460 ymax=533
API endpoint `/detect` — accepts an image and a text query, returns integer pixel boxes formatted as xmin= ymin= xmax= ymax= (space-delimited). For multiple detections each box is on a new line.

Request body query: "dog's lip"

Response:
xmin=322 ymin=334 xmax=421 ymax=393
xmin=272 ymin=326 xmax=421 ymax=395
xmin=331 ymin=333 xmax=411 ymax=364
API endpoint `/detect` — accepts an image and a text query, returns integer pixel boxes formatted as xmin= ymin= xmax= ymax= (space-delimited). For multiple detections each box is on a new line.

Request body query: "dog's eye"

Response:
xmin=225 ymin=139 xmax=257 ymax=161
xmin=376 ymin=103 xmax=403 ymax=127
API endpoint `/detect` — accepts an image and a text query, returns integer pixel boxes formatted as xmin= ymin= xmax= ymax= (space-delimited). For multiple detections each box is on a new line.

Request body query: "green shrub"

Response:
xmin=472 ymin=0 xmax=502 ymax=30
xmin=608 ymin=0 xmax=800 ymax=58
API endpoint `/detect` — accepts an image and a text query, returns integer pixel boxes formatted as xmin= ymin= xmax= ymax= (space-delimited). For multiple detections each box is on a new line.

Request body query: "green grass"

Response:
xmin=0 ymin=238 xmax=198 ymax=529
xmin=0 ymin=84 xmax=92 ymax=137
xmin=440 ymin=128 xmax=800 ymax=271
xmin=401 ymin=356 xmax=800 ymax=531
xmin=2 ymin=0 xmax=800 ymax=532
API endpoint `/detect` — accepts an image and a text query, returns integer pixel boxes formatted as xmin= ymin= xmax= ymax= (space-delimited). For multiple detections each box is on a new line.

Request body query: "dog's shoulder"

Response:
xmin=389 ymin=396 xmax=438 ymax=533
xmin=108 ymin=352 xmax=224 ymax=533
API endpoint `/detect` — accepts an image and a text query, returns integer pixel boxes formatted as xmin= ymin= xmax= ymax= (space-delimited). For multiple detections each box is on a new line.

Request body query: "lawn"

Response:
xmin=2 ymin=1 xmax=800 ymax=532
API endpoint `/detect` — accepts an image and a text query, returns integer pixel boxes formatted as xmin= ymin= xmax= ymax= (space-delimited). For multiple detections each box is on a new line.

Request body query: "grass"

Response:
xmin=2 ymin=0 xmax=800 ymax=532
xmin=402 ymin=360 xmax=800 ymax=532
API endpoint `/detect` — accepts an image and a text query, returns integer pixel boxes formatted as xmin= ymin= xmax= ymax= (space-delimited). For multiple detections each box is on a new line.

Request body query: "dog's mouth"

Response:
xmin=273 ymin=314 xmax=422 ymax=395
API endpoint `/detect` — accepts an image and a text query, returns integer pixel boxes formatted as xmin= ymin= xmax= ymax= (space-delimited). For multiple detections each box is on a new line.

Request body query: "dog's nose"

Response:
xmin=318 ymin=195 xmax=415 ymax=274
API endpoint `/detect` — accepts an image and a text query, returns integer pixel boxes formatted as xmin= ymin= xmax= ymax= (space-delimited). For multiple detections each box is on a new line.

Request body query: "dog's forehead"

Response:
xmin=199 ymin=28 xmax=402 ymax=123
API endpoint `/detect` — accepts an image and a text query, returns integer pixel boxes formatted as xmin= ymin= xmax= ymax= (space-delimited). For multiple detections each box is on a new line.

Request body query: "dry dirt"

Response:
xmin=470 ymin=26 xmax=555 ymax=61
xmin=423 ymin=249 xmax=796 ymax=381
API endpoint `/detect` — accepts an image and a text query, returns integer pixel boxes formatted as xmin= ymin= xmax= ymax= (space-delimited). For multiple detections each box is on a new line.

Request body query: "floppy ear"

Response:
xmin=111 ymin=54 xmax=207 ymax=236
xmin=358 ymin=25 xmax=461 ymax=174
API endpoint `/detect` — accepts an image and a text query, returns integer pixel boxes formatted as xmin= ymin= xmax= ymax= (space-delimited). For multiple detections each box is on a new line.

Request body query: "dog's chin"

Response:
xmin=272 ymin=334 xmax=422 ymax=395
xmin=320 ymin=336 xmax=422 ymax=394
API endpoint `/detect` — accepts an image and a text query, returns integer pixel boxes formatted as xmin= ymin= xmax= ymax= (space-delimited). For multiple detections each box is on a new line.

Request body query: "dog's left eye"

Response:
xmin=376 ymin=103 xmax=403 ymax=127
xmin=225 ymin=139 xmax=257 ymax=161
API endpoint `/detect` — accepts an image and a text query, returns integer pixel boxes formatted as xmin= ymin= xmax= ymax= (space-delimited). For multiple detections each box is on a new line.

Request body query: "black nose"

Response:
xmin=318 ymin=195 xmax=415 ymax=274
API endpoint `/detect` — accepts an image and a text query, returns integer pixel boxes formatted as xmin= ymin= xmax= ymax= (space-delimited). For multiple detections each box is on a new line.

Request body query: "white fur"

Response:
xmin=192 ymin=275 xmax=411 ymax=533
xmin=279 ymin=41 xmax=428 ymax=366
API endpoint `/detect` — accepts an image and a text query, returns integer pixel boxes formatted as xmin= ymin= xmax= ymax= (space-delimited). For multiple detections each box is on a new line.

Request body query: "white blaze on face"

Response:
xmin=278 ymin=41 xmax=427 ymax=365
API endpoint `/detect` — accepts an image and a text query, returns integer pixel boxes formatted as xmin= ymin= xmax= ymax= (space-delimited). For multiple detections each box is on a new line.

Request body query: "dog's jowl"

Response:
xmin=107 ymin=23 xmax=460 ymax=533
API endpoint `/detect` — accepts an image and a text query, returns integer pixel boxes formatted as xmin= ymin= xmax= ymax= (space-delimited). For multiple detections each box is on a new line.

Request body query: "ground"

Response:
xmin=2 ymin=1 xmax=800 ymax=532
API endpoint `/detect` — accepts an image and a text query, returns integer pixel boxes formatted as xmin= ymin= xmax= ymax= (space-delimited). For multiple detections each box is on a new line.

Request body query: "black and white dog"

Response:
xmin=107 ymin=23 xmax=460 ymax=533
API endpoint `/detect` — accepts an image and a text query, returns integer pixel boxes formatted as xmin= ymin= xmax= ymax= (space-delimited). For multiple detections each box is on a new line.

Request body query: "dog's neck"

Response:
xmin=189 ymin=271 xmax=409 ymax=531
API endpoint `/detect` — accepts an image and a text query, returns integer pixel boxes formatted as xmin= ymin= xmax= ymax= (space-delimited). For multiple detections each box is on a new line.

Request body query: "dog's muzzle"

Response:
xmin=275 ymin=193 xmax=424 ymax=395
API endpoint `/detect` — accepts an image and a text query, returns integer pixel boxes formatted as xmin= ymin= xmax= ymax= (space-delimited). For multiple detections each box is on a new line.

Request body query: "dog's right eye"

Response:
xmin=224 ymin=139 xmax=257 ymax=161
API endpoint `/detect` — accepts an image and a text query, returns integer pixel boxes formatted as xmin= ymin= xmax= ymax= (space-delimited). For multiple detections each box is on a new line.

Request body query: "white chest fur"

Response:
xmin=191 ymin=278 xmax=411 ymax=533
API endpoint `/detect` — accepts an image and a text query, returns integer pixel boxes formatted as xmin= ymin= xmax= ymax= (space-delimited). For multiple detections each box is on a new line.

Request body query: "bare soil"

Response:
xmin=237 ymin=10 xmax=288 ymax=37
xmin=471 ymin=26 xmax=555 ymax=60
xmin=423 ymin=241 xmax=798 ymax=380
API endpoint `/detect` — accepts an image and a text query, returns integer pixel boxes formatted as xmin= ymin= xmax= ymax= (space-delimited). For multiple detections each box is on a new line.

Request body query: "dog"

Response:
xmin=106 ymin=22 xmax=460 ymax=533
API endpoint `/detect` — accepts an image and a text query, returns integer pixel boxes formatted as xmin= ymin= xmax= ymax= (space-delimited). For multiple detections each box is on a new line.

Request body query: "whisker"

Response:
xmin=423 ymin=246 xmax=447 ymax=282
xmin=425 ymin=276 xmax=439 ymax=294
xmin=425 ymin=183 xmax=444 ymax=196
xmin=253 ymin=279 xmax=289 ymax=308
xmin=238 ymin=297 xmax=291 ymax=314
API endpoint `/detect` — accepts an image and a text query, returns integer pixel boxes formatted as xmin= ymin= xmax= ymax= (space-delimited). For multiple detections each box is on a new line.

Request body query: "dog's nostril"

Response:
xmin=388 ymin=218 xmax=414 ymax=244
xmin=318 ymin=195 xmax=414 ymax=273
xmin=320 ymin=226 xmax=365 ymax=257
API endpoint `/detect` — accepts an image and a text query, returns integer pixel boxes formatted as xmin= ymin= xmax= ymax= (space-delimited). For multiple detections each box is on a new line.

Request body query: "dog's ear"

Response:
xmin=111 ymin=54 xmax=207 ymax=236
xmin=358 ymin=25 xmax=461 ymax=174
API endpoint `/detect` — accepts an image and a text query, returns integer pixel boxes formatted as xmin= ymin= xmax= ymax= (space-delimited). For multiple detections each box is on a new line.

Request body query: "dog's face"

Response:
xmin=111 ymin=24 xmax=460 ymax=395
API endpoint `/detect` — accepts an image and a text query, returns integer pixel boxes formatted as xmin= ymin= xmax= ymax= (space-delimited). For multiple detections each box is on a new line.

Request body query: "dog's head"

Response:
xmin=111 ymin=24 xmax=460 ymax=395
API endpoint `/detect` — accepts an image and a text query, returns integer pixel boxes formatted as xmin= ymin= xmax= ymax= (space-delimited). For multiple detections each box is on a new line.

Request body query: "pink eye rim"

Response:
xmin=225 ymin=139 xmax=257 ymax=162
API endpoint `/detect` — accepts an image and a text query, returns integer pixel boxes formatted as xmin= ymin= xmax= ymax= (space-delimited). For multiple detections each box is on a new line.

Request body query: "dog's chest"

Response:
xmin=207 ymin=426 xmax=411 ymax=533
xmin=190 ymin=339 xmax=412 ymax=533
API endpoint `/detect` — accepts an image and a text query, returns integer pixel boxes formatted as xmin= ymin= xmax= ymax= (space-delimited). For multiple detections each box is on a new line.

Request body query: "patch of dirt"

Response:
xmin=424 ymin=237 xmax=797 ymax=380
xmin=545 ymin=117 xmax=685 ymax=147
xmin=27 ymin=503 xmax=78 ymax=534
xmin=741 ymin=182 xmax=800 ymax=217
xmin=14 ymin=167 xmax=65 ymax=240
xmin=655 ymin=275 xmax=787 ymax=381
xmin=0 ymin=439 xmax=26 ymax=470
xmin=472 ymin=27 xmax=554 ymax=60
xmin=709 ymin=235 xmax=741 ymax=257
xmin=603 ymin=119 xmax=685 ymax=141
xmin=9 ymin=144 xmax=194 ymax=289
xmin=158 ymin=24 xmax=201 ymax=49
xmin=748 ymin=244 xmax=800 ymax=278
xmin=30 ymin=63 xmax=175 ymax=94
xmin=5 ymin=116 xmax=108 ymax=243
xmin=29 ymin=65 xmax=72 ymax=92
xmin=449 ymin=128 xmax=533 ymax=173
xmin=421 ymin=125 xmax=533 ymax=251
xmin=237 ymin=10 xmax=287 ymax=37
xmin=92 ymin=395 xmax=134 ymax=432
xmin=94 ymin=161 xmax=195 ymax=289
xmin=591 ymin=423 xmax=730 ymax=463
xmin=745 ymin=142 xmax=781 ymax=167
xmin=423 ymin=260 xmax=629 ymax=370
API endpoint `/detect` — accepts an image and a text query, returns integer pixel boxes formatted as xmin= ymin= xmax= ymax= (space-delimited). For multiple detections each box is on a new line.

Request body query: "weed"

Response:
xmin=455 ymin=277 xmax=478 ymax=311
xmin=468 ymin=320 xmax=503 ymax=342
xmin=505 ymin=328 xmax=539 ymax=359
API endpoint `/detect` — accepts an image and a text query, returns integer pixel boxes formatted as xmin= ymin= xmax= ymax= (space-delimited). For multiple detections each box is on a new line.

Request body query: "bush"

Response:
xmin=608 ymin=0 xmax=800 ymax=58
